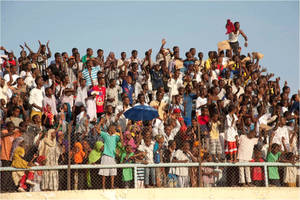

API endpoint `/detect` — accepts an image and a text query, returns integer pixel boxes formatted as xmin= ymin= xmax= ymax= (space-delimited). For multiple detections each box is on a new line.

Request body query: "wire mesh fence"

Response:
xmin=1 ymin=162 xmax=299 ymax=192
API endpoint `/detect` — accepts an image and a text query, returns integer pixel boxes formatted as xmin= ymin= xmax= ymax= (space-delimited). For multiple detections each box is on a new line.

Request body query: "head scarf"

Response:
xmin=36 ymin=155 xmax=46 ymax=165
xmin=9 ymin=137 xmax=24 ymax=160
xmin=73 ymin=142 xmax=85 ymax=164
xmin=39 ymin=129 xmax=56 ymax=156
xmin=11 ymin=146 xmax=28 ymax=169
xmin=64 ymin=103 xmax=72 ymax=123
xmin=225 ymin=19 xmax=235 ymax=34
xmin=88 ymin=141 xmax=104 ymax=164
xmin=87 ymin=141 xmax=104 ymax=188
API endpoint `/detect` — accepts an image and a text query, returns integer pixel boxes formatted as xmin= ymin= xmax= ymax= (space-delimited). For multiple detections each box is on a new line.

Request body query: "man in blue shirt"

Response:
xmin=122 ymin=75 xmax=134 ymax=105
xmin=183 ymin=84 xmax=196 ymax=126
xmin=98 ymin=121 xmax=123 ymax=189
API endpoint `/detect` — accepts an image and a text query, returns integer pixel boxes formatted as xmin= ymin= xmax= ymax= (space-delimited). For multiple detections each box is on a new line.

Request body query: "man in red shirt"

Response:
xmin=92 ymin=77 xmax=106 ymax=119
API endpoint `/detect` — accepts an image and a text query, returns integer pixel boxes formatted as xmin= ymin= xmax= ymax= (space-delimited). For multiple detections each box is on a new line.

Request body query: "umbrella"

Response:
xmin=124 ymin=105 xmax=159 ymax=121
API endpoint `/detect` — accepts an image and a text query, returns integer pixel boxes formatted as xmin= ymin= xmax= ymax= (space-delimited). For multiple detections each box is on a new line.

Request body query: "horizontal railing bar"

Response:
xmin=0 ymin=162 xmax=299 ymax=172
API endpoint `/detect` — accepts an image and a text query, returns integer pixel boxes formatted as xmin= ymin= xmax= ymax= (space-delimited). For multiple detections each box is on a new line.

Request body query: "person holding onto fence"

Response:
xmin=250 ymin=146 xmax=265 ymax=187
xmin=267 ymin=132 xmax=288 ymax=187
xmin=120 ymin=145 xmax=135 ymax=188
xmin=172 ymin=141 xmax=198 ymax=188
xmin=137 ymin=135 xmax=156 ymax=188
xmin=237 ymin=130 xmax=259 ymax=186
xmin=202 ymin=152 xmax=218 ymax=187
xmin=97 ymin=121 xmax=123 ymax=189
xmin=282 ymin=152 xmax=298 ymax=187
xmin=87 ymin=141 xmax=104 ymax=189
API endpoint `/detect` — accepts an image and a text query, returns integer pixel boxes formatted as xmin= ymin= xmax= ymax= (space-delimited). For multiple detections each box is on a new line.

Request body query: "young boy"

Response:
xmin=250 ymin=147 xmax=265 ymax=187
xmin=138 ymin=136 xmax=155 ymax=188
xmin=208 ymin=112 xmax=222 ymax=162
xmin=120 ymin=145 xmax=135 ymax=188
xmin=224 ymin=104 xmax=238 ymax=162
xmin=267 ymin=132 xmax=287 ymax=187
xmin=98 ymin=122 xmax=123 ymax=189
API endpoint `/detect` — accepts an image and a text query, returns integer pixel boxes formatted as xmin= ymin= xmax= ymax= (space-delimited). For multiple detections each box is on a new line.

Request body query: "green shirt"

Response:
xmin=120 ymin=152 xmax=134 ymax=181
xmin=81 ymin=55 xmax=93 ymax=63
xmin=101 ymin=131 xmax=120 ymax=158
xmin=267 ymin=152 xmax=281 ymax=180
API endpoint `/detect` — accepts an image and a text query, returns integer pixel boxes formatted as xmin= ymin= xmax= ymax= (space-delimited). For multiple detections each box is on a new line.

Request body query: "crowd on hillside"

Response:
xmin=0 ymin=21 xmax=299 ymax=192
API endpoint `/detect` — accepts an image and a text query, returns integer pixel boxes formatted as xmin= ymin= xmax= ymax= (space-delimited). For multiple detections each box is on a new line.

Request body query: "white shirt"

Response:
xmin=29 ymin=88 xmax=44 ymax=111
xmin=237 ymin=135 xmax=258 ymax=161
xmin=167 ymin=78 xmax=183 ymax=99
xmin=4 ymin=74 xmax=19 ymax=84
xmin=138 ymin=141 xmax=155 ymax=164
xmin=174 ymin=150 xmax=190 ymax=176
xmin=273 ymin=126 xmax=290 ymax=151
xmin=225 ymin=114 xmax=238 ymax=142
xmin=152 ymin=118 xmax=164 ymax=137
xmin=106 ymin=86 xmax=120 ymax=107
xmin=196 ymin=96 xmax=207 ymax=116
xmin=115 ymin=104 xmax=131 ymax=132
xmin=75 ymin=86 xmax=88 ymax=107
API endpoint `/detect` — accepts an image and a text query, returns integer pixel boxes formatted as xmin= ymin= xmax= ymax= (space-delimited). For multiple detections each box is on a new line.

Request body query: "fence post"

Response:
xmin=264 ymin=164 xmax=268 ymax=187
xmin=134 ymin=166 xmax=138 ymax=189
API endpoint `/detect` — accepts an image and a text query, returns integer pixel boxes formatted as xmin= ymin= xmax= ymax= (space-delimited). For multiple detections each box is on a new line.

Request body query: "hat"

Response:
xmin=241 ymin=57 xmax=251 ymax=63
xmin=218 ymin=40 xmax=231 ymax=51
xmin=252 ymin=52 xmax=264 ymax=60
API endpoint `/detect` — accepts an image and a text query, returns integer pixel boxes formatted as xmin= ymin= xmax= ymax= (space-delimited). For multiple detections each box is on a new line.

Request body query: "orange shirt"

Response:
xmin=1 ymin=129 xmax=22 ymax=161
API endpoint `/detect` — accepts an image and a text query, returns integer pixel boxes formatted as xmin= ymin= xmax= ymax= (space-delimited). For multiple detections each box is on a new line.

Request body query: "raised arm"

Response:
xmin=239 ymin=29 xmax=248 ymax=47
xmin=46 ymin=40 xmax=52 ymax=58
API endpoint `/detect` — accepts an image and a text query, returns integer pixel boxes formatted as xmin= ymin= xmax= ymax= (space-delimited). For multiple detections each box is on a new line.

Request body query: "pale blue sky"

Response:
xmin=1 ymin=0 xmax=299 ymax=94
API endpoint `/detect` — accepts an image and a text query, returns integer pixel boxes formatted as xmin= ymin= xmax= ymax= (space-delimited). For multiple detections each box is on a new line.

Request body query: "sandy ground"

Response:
xmin=1 ymin=187 xmax=300 ymax=200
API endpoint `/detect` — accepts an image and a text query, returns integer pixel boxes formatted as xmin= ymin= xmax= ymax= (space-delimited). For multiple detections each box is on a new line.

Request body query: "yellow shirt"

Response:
xmin=205 ymin=58 xmax=212 ymax=70
xmin=210 ymin=121 xmax=221 ymax=140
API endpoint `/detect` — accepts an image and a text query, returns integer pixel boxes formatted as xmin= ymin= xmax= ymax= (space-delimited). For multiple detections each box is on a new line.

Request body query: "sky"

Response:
xmin=1 ymin=0 xmax=299 ymax=94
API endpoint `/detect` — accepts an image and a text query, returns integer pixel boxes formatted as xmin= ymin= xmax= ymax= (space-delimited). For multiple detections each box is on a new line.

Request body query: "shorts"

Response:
xmin=269 ymin=179 xmax=281 ymax=186
xmin=209 ymin=139 xmax=222 ymax=155
xmin=229 ymin=41 xmax=239 ymax=54
xmin=224 ymin=140 xmax=237 ymax=155
xmin=98 ymin=155 xmax=117 ymax=176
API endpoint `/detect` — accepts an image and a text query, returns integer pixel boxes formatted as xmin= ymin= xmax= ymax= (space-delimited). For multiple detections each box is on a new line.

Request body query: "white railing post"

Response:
xmin=134 ymin=166 xmax=138 ymax=189
xmin=264 ymin=164 xmax=269 ymax=187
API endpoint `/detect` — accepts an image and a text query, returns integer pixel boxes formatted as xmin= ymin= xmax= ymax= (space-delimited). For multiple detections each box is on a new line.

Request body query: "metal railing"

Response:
xmin=1 ymin=162 xmax=299 ymax=188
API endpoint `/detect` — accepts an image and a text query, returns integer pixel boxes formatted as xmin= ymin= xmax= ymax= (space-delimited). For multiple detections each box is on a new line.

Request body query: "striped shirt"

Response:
xmin=82 ymin=66 xmax=100 ymax=87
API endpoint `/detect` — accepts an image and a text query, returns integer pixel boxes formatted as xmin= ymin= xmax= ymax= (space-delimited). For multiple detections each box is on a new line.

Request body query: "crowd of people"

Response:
xmin=0 ymin=21 xmax=299 ymax=192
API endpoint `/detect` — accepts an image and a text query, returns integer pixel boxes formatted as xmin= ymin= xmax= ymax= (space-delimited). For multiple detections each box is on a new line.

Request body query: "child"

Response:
xmin=267 ymin=132 xmax=287 ymax=187
xmin=153 ymin=135 xmax=166 ymax=187
xmin=137 ymin=136 xmax=155 ymax=188
xmin=29 ymin=156 xmax=47 ymax=192
xmin=197 ymin=106 xmax=210 ymax=150
xmin=202 ymin=152 xmax=218 ymax=187
xmin=11 ymin=139 xmax=35 ymax=192
xmin=120 ymin=145 xmax=135 ymax=188
xmin=208 ymin=112 xmax=222 ymax=162
xmin=224 ymin=104 xmax=238 ymax=162
xmin=250 ymin=147 xmax=265 ymax=187
xmin=283 ymin=152 xmax=297 ymax=187
xmin=163 ymin=140 xmax=178 ymax=188
xmin=237 ymin=130 xmax=259 ymax=186
xmin=98 ymin=122 xmax=123 ymax=189
xmin=87 ymin=141 xmax=104 ymax=189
